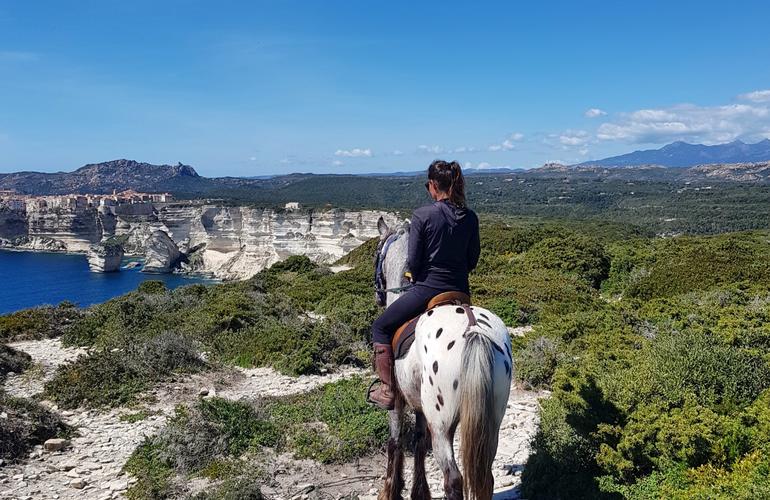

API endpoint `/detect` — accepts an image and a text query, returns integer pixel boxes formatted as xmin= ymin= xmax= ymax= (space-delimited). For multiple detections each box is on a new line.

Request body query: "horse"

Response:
xmin=373 ymin=217 xmax=513 ymax=500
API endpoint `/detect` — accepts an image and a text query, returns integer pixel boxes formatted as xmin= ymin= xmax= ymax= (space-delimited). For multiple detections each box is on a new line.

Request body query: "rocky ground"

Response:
xmin=1 ymin=338 xmax=545 ymax=500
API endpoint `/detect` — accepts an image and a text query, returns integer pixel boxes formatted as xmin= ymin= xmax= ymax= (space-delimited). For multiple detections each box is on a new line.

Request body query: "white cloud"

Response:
xmin=596 ymin=101 xmax=770 ymax=144
xmin=248 ymin=156 xmax=257 ymax=161
xmin=487 ymin=133 xmax=523 ymax=152
xmin=332 ymin=160 xmax=343 ymax=166
xmin=559 ymin=130 xmax=590 ymax=146
xmin=417 ymin=144 xmax=443 ymax=154
xmin=739 ymin=89 xmax=770 ymax=103
xmin=477 ymin=162 xmax=491 ymax=169
xmin=392 ymin=149 xmax=404 ymax=156
xmin=334 ymin=148 xmax=373 ymax=158
xmin=452 ymin=146 xmax=478 ymax=153
xmin=585 ymin=108 xmax=607 ymax=118
xmin=280 ymin=158 xmax=291 ymax=164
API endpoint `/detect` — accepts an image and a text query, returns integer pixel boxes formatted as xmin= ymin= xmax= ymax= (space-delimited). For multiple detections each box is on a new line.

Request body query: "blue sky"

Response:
xmin=1 ymin=1 xmax=770 ymax=176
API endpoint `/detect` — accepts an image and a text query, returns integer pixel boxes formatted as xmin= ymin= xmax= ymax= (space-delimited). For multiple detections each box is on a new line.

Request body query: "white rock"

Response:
xmin=109 ymin=479 xmax=128 ymax=491
xmin=70 ymin=478 xmax=87 ymax=489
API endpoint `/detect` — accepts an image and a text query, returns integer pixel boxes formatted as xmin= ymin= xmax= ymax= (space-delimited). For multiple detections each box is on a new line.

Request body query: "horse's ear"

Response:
xmin=377 ymin=216 xmax=389 ymax=237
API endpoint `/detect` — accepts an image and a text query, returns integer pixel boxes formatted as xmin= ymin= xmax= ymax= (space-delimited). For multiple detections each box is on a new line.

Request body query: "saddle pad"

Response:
xmin=393 ymin=316 xmax=420 ymax=359
xmin=391 ymin=292 xmax=473 ymax=360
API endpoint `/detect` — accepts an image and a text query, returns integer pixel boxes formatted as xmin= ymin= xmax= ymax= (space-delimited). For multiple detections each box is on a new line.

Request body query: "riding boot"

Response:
xmin=369 ymin=343 xmax=396 ymax=410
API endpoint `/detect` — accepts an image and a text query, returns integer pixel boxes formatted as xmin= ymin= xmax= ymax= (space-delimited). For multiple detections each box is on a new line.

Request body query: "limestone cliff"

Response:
xmin=0 ymin=203 xmax=397 ymax=280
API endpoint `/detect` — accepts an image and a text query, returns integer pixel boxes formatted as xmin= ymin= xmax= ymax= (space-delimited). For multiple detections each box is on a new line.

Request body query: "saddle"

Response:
xmin=392 ymin=291 xmax=473 ymax=359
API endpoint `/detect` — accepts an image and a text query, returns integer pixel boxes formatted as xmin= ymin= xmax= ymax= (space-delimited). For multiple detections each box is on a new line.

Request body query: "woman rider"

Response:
xmin=369 ymin=160 xmax=480 ymax=410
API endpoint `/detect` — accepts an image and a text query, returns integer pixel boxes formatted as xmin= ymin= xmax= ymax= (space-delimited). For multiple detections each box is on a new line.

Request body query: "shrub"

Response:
xmin=606 ymin=233 xmax=770 ymax=299
xmin=0 ymin=302 xmax=83 ymax=341
xmin=0 ymin=390 xmax=68 ymax=462
xmin=515 ymin=335 xmax=564 ymax=389
xmin=266 ymin=376 xmax=389 ymax=463
xmin=44 ymin=332 xmax=205 ymax=408
xmin=137 ymin=280 xmax=168 ymax=295
xmin=152 ymin=398 xmax=278 ymax=475
xmin=472 ymin=267 xmax=601 ymax=325
xmin=192 ymin=476 xmax=265 ymax=500
xmin=0 ymin=344 xmax=31 ymax=380
xmin=124 ymin=441 xmax=173 ymax=500
xmin=523 ymin=234 xmax=611 ymax=288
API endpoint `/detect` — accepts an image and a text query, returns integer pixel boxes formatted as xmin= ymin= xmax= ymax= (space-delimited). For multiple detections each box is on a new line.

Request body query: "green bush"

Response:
xmin=44 ymin=332 xmax=205 ymax=408
xmin=266 ymin=376 xmax=389 ymax=463
xmin=124 ymin=441 xmax=173 ymax=500
xmin=515 ymin=335 xmax=564 ymax=389
xmin=605 ymin=232 xmax=770 ymax=299
xmin=125 ymin=378 xmax=384 ymax=497
xmin=522 ymin=234 xmax=611 ymax=288
xmin=0 ymin=302 xmax=82 ymax=341
xmin=521 ymin=285 xmax=770 ymax=499
xmin=0 ymin=344 xmax=31 ymax=380
xmin=0 ymin=390 xmax=69 ymax=462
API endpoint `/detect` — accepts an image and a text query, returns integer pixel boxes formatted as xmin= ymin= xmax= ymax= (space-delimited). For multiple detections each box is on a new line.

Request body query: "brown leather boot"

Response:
xmin=368 ymin=343 xmax=396 ymax=410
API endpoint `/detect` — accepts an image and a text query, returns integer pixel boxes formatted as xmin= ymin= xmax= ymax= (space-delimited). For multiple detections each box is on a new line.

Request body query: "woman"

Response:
xmin=369 ymin=160 xmax=480 ymax=410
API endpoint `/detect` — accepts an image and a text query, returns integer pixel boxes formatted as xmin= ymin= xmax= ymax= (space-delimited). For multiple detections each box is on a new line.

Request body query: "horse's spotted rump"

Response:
xmin=477 ymin=318 xmax=491 ymax=328
xmin=433 ymin=360 xmax=439 ymax=374
xmin=492 ymin=343 xmax=505 ymax=355
xmin=429 ymin=375 xmax=433 ymax=385
xmin=437 ymin=394 xmax=444 ymax=406
xmin=435 ymin=403 xmax=441 ymax=411
xmin=453 ymin=379 xmax=459 ymax=390
xmin=447 ymin=340 xmax=455 ymax=350
xmin=455 ymin=307 xmax=464 ymax=314
xmin=424 ymin=345 xmax=427 ymax=353
xmin=480 ymin=312 xmax=490 ymax=321
xmin=436 ymin=328 xmax=443 ymax=339
xmin=427 ymin=310 xmax=433 ymax=316
xmin=504 ymin=360 xmax=511 ymax=375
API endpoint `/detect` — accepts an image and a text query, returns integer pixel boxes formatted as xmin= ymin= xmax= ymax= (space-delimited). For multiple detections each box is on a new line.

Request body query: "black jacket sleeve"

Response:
xmin=407 ymin=212 xmax=424 ymax=277
xmin=467 ymin=213 xmax=480 ymax=272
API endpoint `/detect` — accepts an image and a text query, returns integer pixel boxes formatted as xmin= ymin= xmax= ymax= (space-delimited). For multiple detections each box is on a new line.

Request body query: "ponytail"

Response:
xmin=428 ymin=160 xmax=466 ymax=207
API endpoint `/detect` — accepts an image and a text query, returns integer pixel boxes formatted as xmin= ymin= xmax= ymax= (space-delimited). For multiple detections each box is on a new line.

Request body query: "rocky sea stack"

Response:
xmin=86 ymin=238 xmax=125 ymax=273
xmin=142 ymin=230 xmax=182 ymax=273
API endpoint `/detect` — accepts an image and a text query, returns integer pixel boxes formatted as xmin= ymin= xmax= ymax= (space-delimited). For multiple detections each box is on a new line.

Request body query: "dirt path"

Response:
xmin=1 ymin=338 xmax=545 ymax=500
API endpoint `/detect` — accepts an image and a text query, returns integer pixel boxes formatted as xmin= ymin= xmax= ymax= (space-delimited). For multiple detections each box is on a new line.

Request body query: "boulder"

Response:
xmin=86 ymin=239 xmax=124 ymax=273
xmin=142 ymin=230 xmax=182 ymax=273
xmin=43 ymin=438 xmax=69 ymax=452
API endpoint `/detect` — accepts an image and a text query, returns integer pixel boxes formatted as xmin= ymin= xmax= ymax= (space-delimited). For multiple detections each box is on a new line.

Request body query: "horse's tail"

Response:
xmin=459 ymin=326 xmax=496 ymax=500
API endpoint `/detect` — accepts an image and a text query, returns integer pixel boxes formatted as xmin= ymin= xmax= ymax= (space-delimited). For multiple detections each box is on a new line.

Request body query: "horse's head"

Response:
xmin=374 ymin=216 xmax=411 ymax=308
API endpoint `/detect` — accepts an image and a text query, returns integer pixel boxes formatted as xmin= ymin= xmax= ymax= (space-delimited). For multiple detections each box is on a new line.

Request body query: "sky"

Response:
xmin=1 ymin=1 xmax=770 ymax=176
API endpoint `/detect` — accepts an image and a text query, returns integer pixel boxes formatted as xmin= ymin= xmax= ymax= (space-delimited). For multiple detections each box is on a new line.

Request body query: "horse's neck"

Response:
xmin=385 ymin=233 xmax=409 ymax=306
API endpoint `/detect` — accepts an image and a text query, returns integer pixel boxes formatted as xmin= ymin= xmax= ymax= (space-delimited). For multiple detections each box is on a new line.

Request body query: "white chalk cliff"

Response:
xmin=0 ymin=203 xmax=397 ymax=280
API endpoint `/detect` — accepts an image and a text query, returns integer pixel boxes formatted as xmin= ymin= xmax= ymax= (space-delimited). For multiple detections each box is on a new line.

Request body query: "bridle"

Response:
xmin=374 ymin=229 xmax=413 ymax=306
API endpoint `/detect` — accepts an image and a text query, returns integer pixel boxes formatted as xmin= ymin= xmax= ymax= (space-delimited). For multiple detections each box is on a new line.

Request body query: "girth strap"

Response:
xmin=461 ymin=303 xmax=477 ymax=329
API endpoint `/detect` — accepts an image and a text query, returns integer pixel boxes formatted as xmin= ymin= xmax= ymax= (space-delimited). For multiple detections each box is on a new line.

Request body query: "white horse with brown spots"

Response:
xmin=374 ymin=218 xmax=512 ymax=500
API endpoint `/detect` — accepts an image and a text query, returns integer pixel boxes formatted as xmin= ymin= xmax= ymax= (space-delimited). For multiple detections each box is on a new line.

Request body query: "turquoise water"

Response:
xmin=0 ymin=250 xmax=214 ymax=314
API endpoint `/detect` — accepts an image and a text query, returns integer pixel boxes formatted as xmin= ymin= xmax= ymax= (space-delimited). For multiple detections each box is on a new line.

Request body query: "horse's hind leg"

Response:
xmin=410 ymin=411 xmax=431 ymax=500
xmin=379 ymin=399 xmax=405 ymax=500
xmin=432 ymin=427 xmax=463 ymax=500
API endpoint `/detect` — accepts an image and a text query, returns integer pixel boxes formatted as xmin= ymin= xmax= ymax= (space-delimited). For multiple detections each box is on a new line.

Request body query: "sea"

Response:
xmin=0 ymin=249 xmax=214 ymax=315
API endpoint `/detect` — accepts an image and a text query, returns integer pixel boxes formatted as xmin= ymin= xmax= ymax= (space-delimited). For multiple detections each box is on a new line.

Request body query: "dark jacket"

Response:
xmin=407 ymin=200 xmax=480 ymax=293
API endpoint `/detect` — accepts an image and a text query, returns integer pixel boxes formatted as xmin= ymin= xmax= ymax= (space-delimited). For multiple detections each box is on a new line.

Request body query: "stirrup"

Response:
xmin=365 ymin=377 xmax=382 ymax=405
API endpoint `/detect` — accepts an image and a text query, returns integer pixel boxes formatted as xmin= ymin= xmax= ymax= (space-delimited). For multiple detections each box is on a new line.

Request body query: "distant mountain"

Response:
xmin=0 ymin=159 xmax=204 ymax=195
xmin=578 ymin=139 xmax=770 ymax=167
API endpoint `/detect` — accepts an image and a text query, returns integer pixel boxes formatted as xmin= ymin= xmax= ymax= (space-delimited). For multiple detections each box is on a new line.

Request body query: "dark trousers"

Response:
xmin=371 ymin=285 xmax=444 ymax=345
